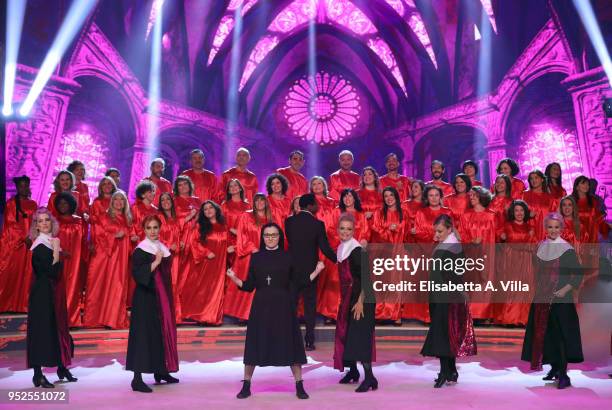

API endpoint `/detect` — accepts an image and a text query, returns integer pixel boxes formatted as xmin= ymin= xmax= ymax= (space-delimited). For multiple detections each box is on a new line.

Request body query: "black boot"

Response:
xmin=236 ymin=380 xmax=251 ymax=399
xmin=557 ymin=374 xmax=571 ymax=389
xmin=339 ymin=363 xmax=360 ymax=384
xmin=542 ymin=365 xmax=559 ymax=381
xmin=434 ymin=357 xmax=450 ymax=388
xmin=32 ymin=367 xmax=54 ymax=389
xmin=295 ymin=380 xmax=309 ymax=399
xmin=57 ymin=366 xmax=78 ymax=382
xmin=154 ymin=373 xmax=179 ymax=384
xmin=131 ymin=372 xmax=152 ymax=393
xmin=355 ymin=362 xmax=378 ymax=392
xmin=448 ymin=358 xmax=458 ymax=383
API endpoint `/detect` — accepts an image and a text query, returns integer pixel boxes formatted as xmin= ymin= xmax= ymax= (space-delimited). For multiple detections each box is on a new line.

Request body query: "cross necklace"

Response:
xmin=266 ymin=275 xmax=272 ymax=286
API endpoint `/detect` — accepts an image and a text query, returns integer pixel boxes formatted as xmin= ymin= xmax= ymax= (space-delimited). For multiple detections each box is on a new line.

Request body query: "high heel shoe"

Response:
xmin=295 ymin=380 xmax=309 ymax=399
xmin=236 ymin=380 xmax=251 ymax=399
xmin=32 ymin=375 xmax=54 ymax=388
xmin=447 ymin=371 xmax=458 ymax=383
xmin=355 ymin=377 xmax=378 ymax=392
xmin=339 ymin=370 xmax=360 ymax=384
xmin=153 ymin=373 xmax=179 ymax=384
xmin=131 ymin=378 xmax=153 ymax=393
xmin=57 ymin=367 xmax=78 ymax=382
xmin=434 ymin=373 xmax=449 ymax=388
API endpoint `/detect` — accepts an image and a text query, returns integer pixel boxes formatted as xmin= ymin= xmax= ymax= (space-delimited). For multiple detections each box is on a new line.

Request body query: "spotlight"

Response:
xmin=18 ymin=0 xmax=97 ymax=117
xmin=146 ymin=0 xmax=164 ymax=159
xmin=2 ymin=0 xmax=27 ymax=117
xmin=604 ymin=98 xmax=612 ymax=118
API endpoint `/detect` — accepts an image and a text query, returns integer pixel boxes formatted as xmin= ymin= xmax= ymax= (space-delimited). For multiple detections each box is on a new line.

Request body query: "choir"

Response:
xmin=1 ymin=147 xmax=610 ymax=394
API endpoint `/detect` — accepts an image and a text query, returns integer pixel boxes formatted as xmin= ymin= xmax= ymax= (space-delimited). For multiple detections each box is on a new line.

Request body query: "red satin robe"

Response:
xmin=312 ymin=194 xmax=338 ymax=318
xmin=74 ymin=181 xmax=91 ymax=211
xmin=83 ymin=213 xmax=131 ymax=328
xmin=0 ymin=197 xmax=38 ymax=312
xmin=182 ymin=168 xmax=220 ymax=202
xmin=522 ymin=190 xmax=558 ymax=240
xmin=143 ymin=176 xmax=173 ymax=206
xmin=159 ymin=213 xmax=182 ymax=320
xmin=277 ymin=166 xmax=308 ymax=201
xmin=221 ymin=199 xmax=250 ymax=265
xmin=371 ymin=208 xmax=408 ymax=320
xmin=471 ymin=179 xmax=483 ymax=187
xmin=402 ymin=199 xmax=423 ymax=243
xmin=130 ymin=200 xmax=159 ymax=241
xmin=267 ymin=194 xmax=292 ymax=229
xmin=458 ymin=208 xmax=498 ymax=319
xmin=413 ymin=207 xmax=453 ymax=243
xmin=330 ymin=207 xmax=371 ymax=243
xmin=221 ymin=167 xmax=258 ymax=204
xmin=328 ymin=169 xmax=360 ymax=201
xmin=494 ymin=221 xmax=537 ymax=325
xmin=174 ymin=195 xmax=202 ymax=312
xmin=57 ymin=214 xmax=84 ymax=327
xmin=182 ymin=223 xmax=228 ymax=324
xmin=224 ymin=211 xmax=262 ymax=320
xmin=74 ymin=181 xmax=91 ymax=283
xmin=561 ymin=218 xmax=589 ymax=261
xmin=357 ymin=188 xmax=381 ymax=220
xmin=380 ymin=174 xmax=411 ymax=202
xmin=444 ymin=193 xmax=469 ymax=226
xmin=426 ymin=179 xmax=454 ymax=197
xmin=489 ymin=195 xmax=513 ymax=235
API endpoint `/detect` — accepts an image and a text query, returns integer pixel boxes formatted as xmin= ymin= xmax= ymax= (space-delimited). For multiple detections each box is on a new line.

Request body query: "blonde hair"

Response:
xmin=97 ymin=176 xmax=117 ymax=199
xmin=29 ymin=207 xmax=59 ymax=240
xmin=108 ymin=190 xmax=133 ymax=225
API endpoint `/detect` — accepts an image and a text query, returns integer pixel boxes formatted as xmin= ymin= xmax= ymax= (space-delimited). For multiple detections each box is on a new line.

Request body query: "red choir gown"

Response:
xmin=410 ymin=206 xmax=453 ymax=322
xmin=174 ymin=195 xmax=202 ymax=307
xmin=575 ymin=196 xmax=605 ymax=282
xmin=221 ymin=167 xmax=258 ymax=204
xmin=328 ymin=169 xmax=360 ymax=201
xmin=0 ymin=197 xmax=38 ymax=312
xmin=371 ymin=208 xmax=408 ymax=321
xmin=143 ymin=176 xmax=173 ymax=206
xmin=458 ymin=208 xmax=498 ymax=319
xmin=277 ymin=166 xmax=308 ymax=201
xmin=489 ymin=195 xmax=512 ymax=233
xmin=494 ymin=221 xmax=537 ymax=325
xmin=357 ymin=188 xmax=381 ymax=221
xmin=159 ymin=213 xmax=182 ymax=320
xmin=267 ymin=194 xmax=292 ymax=230
xmin=83 ymin=213 xmax=131 ymax=328
xmin=402 ymin=199 xmax=423 ymax=244
xmin=313 ymin=194 xmax=339 ymax=318
xmin=444 ymin=193 xmax=470 ymax=226
xmin=522 ymin=190 xmax=558 ymax=241
xmin=181 ymin=223 xmax=228 ymax=324
xmin=380 ymin=174 xmax=411 ymax=202
xmin=57 ymin=214 xmax=84 ymax=327
xmin=426 ymin=180 xmax=454 ymax=197
xmin=224 ymin=211 xmax=261 ymax=320
xmin=182 ymin=168 xmax=220 ymax=202
xmin=221 ymin=199 xmax=250 ymax=267
xmin=74 ymin=181 xmax=91 ymax=295
xmin=471 ymin=179 xmax=483 ymax=187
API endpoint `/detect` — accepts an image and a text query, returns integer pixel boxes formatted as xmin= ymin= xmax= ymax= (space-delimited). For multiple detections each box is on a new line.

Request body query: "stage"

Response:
xmin=1 ymin=318 xmax=611 ymax=409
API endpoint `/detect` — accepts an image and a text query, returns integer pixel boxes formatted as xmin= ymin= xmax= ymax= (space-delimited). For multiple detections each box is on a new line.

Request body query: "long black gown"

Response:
xmin=240 ymin=247 xmax=307 ymax=366
xmin=27 ymin=244 xmax=73 ymax=368
xmin=521 ymin=249 xmax=583 ymax=369
xmin=334 ymin=246 xmax=375 ymax=370
xmin=421 ymin=247 xmax=477 ymax=358
xmin=126 ymin=249 xmax=178 ymax=374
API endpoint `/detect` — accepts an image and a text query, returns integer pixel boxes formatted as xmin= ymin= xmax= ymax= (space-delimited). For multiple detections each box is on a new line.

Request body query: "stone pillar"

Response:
xmin=484 ymin=143 xmax=508 ymax=187
xmin=5 ymin=65 xmax=80 ymax=203
xmin=563 ymin=67 xmax=612 ymax=214
xmin=127 ymin=145 xmax=151 ymax=202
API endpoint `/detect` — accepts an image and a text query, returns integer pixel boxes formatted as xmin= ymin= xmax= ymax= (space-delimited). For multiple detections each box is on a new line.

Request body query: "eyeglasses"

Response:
xmin=263 ymin=233 xmax=280 ymax=238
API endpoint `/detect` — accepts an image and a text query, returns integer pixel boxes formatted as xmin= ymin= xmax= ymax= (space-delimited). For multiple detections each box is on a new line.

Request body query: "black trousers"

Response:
xmin=296 ymin=278 xmax=317 ymax=345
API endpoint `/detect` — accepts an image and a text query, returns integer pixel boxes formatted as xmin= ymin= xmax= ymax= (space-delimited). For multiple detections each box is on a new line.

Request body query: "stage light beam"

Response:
xmin=572 ymin=0 xmax=612 ymax=87
xmin=224 ymin=2 xmax=244 ymax=170
xmin=2 ymin=0 xmax=27 ymax=117
xmin=146 ymin=0 xmax=164 ymax=159
xmin=307 ymin=0 xmax=319 ymax=177
xmin=18 ymin=0 xmax=97 ymax=117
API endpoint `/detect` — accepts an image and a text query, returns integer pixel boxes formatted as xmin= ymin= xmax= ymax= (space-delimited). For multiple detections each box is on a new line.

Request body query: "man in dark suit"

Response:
xmin=285 ymin=193 xmax=337 ymax=350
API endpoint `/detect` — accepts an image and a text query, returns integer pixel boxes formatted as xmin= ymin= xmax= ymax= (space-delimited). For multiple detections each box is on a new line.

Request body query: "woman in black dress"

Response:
xmin=226 ymin=222 xmax=324 ymax=400
xmin=126 ymin=215 xmax=179 ymax=393
xmin=27 ymin=207 xmax=76 ymax=388
xmin=334 ymin=213 xmax=377 ymax=392
xmin=421 ymin=214 xmax=477 ymax=388
xmin=521 ymin=212 xmax=583 ymax=389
